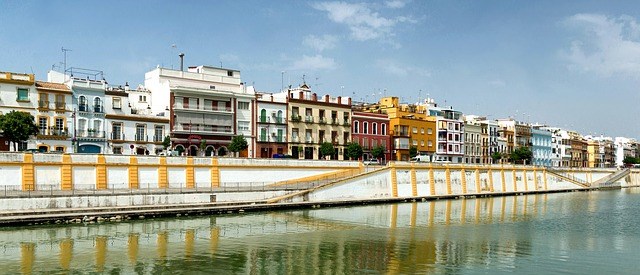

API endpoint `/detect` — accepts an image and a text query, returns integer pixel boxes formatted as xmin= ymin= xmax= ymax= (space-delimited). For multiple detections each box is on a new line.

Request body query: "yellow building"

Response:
xmin=358 ymin=97 xmax=436 ymax=161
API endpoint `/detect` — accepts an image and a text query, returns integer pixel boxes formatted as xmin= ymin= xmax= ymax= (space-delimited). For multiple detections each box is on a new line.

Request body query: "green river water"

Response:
xmin=1 ymin=189 xmax=640 ymax=274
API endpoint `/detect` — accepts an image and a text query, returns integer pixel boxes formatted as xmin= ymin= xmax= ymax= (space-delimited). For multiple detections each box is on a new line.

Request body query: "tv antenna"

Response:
xmin=62 ymin=47 xmax=72 ymax=75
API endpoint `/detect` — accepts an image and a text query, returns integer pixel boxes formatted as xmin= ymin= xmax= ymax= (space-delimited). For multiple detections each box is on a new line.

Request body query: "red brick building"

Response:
xmin=351 ymin=110 xmax=391 ymax=162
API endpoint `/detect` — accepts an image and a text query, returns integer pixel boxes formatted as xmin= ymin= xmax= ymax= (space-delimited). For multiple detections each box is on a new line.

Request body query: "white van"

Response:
xmin=410 ymin=155 xmax=431 ymax=162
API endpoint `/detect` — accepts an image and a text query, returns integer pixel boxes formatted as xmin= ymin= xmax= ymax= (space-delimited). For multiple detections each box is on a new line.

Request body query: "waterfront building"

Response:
xmin=463 ymin=116 xmax=482 ymax=164
xmin=351 ymin=108 xmax=392 ymax=162
xmin=425 ymin=99 xmax=465 ymax=163
xmin=496 ymin=135 xmax=508 ymax=163
xmin=145 ymin=65 xmax=255 ymax=157
xmin=0 ymin=71 xmax=37 ymax=151
xmin=255 ymin=92 xmax=288 ymax=158
xmin=274 ymin=84 xmax=351 ymax=160
xmin=568 ymin=131 xmax=588 ymax=167
xmin=369 ymin=97 xmax=436 ymax=161
xmin=478 ymin=118 xmax=499 ymax=164
xmin=540 ymin=127 xmax=571 ymax=167
xmin=497 ymin=119 xmax=516 ymax=157
xmin=34 ymin=80 xmax=73 ymax=153
xmin=104 ymin=84 xmax=169 ymax=155
xmin=61 ymin=69 xmax=108 ymax=154
xmin=585 ymin=136 xmax=615 ymax=168
xmin=531 ymin=127 xmax=552 ymax=167
xmin=614 ymin=137 xmax=636 ymax=167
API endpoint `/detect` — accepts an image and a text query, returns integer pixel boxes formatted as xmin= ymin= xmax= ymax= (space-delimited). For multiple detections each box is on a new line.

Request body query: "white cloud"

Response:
xmin=303 ymin=34 xmax=338 ymax=52
xmin=563 ymin=13 xmax=640 ymax=77
xmin=312 ymin=1 xmax=413 ymax=42
xmin=375 ymin=59 xmax=430 ymax=77
xmin=290 ymin=54 xmax=337 ymax=71
xmin=385 ymin=0 xmax=409 ymax=9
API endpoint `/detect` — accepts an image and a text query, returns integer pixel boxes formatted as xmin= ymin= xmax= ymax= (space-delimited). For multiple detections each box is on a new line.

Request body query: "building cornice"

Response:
xmin=106 ymin=114 xmax=169 ymax=123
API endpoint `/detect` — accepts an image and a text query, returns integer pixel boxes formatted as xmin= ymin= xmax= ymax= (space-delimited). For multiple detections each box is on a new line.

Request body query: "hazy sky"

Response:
xmin=2 ymin=1 xmax=640 ymax=138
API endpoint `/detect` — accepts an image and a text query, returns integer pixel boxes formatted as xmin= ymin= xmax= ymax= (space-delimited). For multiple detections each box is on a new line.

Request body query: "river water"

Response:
xmin=2 ymin=189 xmax=640 ymax=274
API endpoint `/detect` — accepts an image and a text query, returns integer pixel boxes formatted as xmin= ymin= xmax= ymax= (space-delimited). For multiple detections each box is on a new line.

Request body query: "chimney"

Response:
xmin=337 ymin=96 xmax=342 ymax=104
xmin=324 ymin=95 xmax=329 ymax=102
xmin=312 ymin=93 xmax=317 ymax=101
xmin=348 ymin=97 xmax=352 ymax=105
xmin=299 ymin=91 xmax=304 ymax=99
xmin=179 ymin=53 xmax=185 ymax=71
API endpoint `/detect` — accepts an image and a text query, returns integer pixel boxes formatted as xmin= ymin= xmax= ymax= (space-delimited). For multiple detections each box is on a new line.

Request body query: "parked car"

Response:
xmin=410 ymin=155 xmax=431 ymax=162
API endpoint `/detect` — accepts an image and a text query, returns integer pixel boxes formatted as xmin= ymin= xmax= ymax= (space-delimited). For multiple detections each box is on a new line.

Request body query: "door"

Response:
xmin=78 ymin=144 xmax=101 ymax=153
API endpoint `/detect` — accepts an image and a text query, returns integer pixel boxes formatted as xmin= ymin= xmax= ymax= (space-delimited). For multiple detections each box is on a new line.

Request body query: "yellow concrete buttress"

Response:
xmin=461 ymin=168 xmax=467 ymax=194
xmin=158 ymin=157 xmax=168 ymax=188
xmin=96 ymin=155 xmax=107 ymax=190
xmin=445 ymin=165 xmax=451 ymax=195
xmin=429 ymin=164 xmax=435 ymax=196
xmin=211 ymin=158 xmax=220 ymax=188
xmin=390 ymin=162 xmax=398 ymax=197
xmin=22 ymin=154 xmax=34 ymax=191
xmin=129 ymin=156 xmax=138 ymax=189
xmin=61 ymin=154 xmax=72 ymax=190
xmin=186 ymin=157 xmax=194 ymax=188
xmin=410 ymin=165 xmax=417 ymax=196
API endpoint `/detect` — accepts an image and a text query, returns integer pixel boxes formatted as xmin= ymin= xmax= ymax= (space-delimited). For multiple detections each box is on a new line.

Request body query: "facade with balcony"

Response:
xmin=255 ymin=93 xmax=287 ymax=158
xmin=463 ymin=117 xmax=482 ymax=164
xmin=105 ymin=85 xmax=169 ymax=155
xmin=543 ymin=127 xmax=572 ymax=167
xmin=428 ymin=102 xmax=464 ymax=163
xmin=531 ymin=127 xmax=552 ymax=166
xmin=351 ymin=110 xmax=391 ymax=162
xmin=0 ymin=71 xmax=37 ymax=151
xmin=34 ymin=81 xmax=73 ymax=152
xmin=69 ymin=74 xmax=107 ymax=154
xmin=276 ymin=84 xmax=351 ymax=160
xmin=145 ymin=66 xmax=254 ymax=157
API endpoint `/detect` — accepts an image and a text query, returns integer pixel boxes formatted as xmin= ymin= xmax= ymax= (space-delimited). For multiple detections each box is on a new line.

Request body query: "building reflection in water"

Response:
xmin=0 ymin=191 xmax=632 ymax=274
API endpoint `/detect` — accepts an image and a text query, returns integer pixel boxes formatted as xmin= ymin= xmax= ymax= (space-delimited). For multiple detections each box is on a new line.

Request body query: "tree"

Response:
xmin=162 ymin=136 xmax=171 ymax=150
xmin=345 ymin=142 xmax=363 ymax=160
xmin=510 ymin=146 xmax=532 ymax=165
xmin=409 ymin=146 xmax=418 ymax=158
xmin=0 ymin=111 xmax=38 ymax=151
xmin=228 ymin=135 xmax=248 ymax=157
xmin=491 ymin=151 xmax=502 ymax=164
xmin=623 ymin=156 xmax=639 ymax=165
xmin=371 ymin=145 xmax=385 ymax=160
xmin=319 ymin=142 xmax=335 ymax=160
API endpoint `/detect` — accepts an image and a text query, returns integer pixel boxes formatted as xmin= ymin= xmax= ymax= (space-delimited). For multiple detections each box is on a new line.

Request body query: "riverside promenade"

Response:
xmin=0 ymin=152 xmax=637 ymax=226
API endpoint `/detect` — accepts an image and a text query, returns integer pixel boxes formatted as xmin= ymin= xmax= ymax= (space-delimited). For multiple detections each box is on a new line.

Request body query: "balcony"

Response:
xmin=343 ymin=119 xmax=350 ymax=126
xmin=54 ymin=101 xmax=65 ymax=110
xmin=38 ymin=127 xmax=69 ymax=138
xmin=306 ymin=137 xmax=314 ymax=143
xmin=135 ymin=134 xmax=148 ymax=142
xmin=78 ymin=130 xmax=105 ymax=138
xmin=173 ymin=124 xmax=233 ymax=134
xmin=305 ymin=116 xmax=314 ymax=123
xmin=259 ymin=116 xmax=269 ymax=123
xmin=259 ymin=135 xmax=268 ymax=142
xmin=174 ymin=104 xmax=232 ymax=112
xmin=291 ymin=136 xmax=299 ymax=143
xmin=78 ymin=104 xmax=88 ymax=112
xmin=318 ymin=117 xmax=327 ymax=124
xmin=331 ymin=118 xmax=340 ymax=125
xmin=38 ymin=100 xmax=49 ymax=110
xmin=94 ymin=105 xmax=103 ymax=113
xmin=111 ymin=132 xmax=125 ymax=140
xmin=291 ymin=114 xmax=301 ymax=122
xmin=153 ymin=135 xmax=164 ymax=142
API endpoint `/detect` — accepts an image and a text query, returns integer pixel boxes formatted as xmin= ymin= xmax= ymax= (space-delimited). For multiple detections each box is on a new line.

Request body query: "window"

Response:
xmin=17 ymin=88 xmax=29 ymax=101
xmin=353 ymin=121 xmax=359 ymax=133
xmin=113 ymin=147 xmax=122 ymax=154
xmin=139 ymin=95 xmax=147 ymax=102
xmin=428 ymin=141 xmax=433 ymax=147
xmin=154 ymin=126 xmax=164 ymax=142
xmin=238 ymin=101 xmax=250 ymax=110
xmin=136 ymin=124 xmax=145 ymax=141
xmin=413 ymin=139 xmax=418 ymax=146
xmin=373 ymin=123 xmax=378 ymax=135
xmin=363 ymin=122 xmax=369 ymax=134
xmin=55 ymin=117 xmax=64 ymax=130
xmin=227 ymin=70 xmax=234 ymax=77
xmin=94 ymin=97 xmax=102 ymax=113
xmin=421 ymin=140 xmax=425 ymax=146
xmin=381 ymin=124 xmax=387 ymax=135
xmin=113 ymin=97 xmax=122 ymax=109
xmin=55 ymin=146 xmax=65 ymax=152
xmin=238 ymin=121 xmax=249 ymax=131
xmin=420 ymin=128 xmax=424 ymax=134
xmin=412 ymin=127 xmax=418 ymax=134
xmin=38 ymin=117 xmax=48 ymax=135
xmin=427 ymin=128 xmax=432 ymax=134
xmin=112 ymin=123 xmax=123 ymax=139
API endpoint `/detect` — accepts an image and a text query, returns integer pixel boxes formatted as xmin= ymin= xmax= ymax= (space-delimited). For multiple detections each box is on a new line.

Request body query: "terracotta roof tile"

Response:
xmin=35 ymin=81 xmax=70 ymax=91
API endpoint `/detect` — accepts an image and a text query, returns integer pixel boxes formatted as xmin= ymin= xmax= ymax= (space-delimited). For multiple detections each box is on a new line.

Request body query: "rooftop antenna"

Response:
xmin=62 ymin=47 xmax=72 ymax=75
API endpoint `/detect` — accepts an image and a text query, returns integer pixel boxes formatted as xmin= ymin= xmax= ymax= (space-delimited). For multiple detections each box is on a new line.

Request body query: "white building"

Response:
xmin=104 ymin=84 xmax=169 ymax=155
xmin=542 ymin=127 xmax=571 ymax=167
xmin=425 ymin=98 xmax=464 ymax=163
xmin=0 ymin=71 xmax=37 ymax=151
xmin=145 ymin=65 xmax=255 ymax=157
xmin=255 ymin=92 xmax=288 ymax=158
xmin=614 ymin=137 xmax=636 ymax=167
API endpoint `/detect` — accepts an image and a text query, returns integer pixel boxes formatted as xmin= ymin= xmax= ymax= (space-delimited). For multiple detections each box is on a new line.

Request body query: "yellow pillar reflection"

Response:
xmin=511 ymin=196 xmax=518 ymax=221
xmin=20 ymin=242 xmax=35 ymax=275
xmin=59 ymin=238 xmax=73 ymax=271
xmin=460 ymin=198 xmax=467 ymax=224
xmin=95 ymin=236 xmax=107 ymax=273
xmin=500 ymin=196 xmax=506 ymax=222
xmin=410 ymin=202 xmax=417 ymax=227
xmin=210 ymin=227 xmax=220 ymax=256
xmin=474 ymin=198 xmax=481 ymax=224
xmin=428 ymin=201 xmax=435 ymax=227
xmin=185 ymin=229 xmax=195 ymax=259
xmin=128 ymin=234 xmax=139 ymax=265
xmin=488 ymin=197 xmax=494 ymax=223
xmin=157 ymin=231 xmax=168 ymax=260
xmin=445 ymin=200 xmax=451 ymax=225
xmin=391 ymin=204 xmax=398 ymax=228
